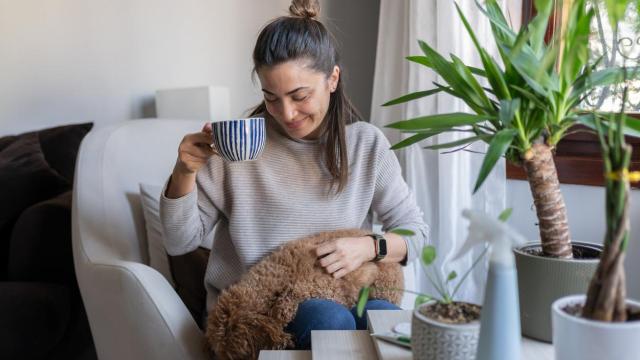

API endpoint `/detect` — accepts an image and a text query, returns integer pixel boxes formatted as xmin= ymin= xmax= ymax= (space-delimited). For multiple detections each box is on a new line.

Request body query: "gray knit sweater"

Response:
xmin=159 ymin=120 xmax=428 ymax=312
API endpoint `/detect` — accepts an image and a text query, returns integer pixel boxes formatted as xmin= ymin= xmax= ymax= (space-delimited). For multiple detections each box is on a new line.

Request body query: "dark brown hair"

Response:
xmin=249 ymin=0 xmax=361 ymax=194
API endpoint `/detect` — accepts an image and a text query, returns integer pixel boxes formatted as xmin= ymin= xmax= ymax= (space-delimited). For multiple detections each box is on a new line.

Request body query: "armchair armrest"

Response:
xmin=73 ymin=234 xmax=209 ymax=360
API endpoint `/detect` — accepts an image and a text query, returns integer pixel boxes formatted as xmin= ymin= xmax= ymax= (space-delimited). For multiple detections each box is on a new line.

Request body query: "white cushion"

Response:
xmin=139 ymin=183 xmax=213 ymax=286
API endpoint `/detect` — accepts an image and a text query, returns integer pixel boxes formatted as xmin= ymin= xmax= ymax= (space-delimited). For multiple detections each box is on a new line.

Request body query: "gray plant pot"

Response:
xmin=411 ymin=302 xmax=480 ymax=360
xmin=514 ymin=242 xmax=602 ymax=342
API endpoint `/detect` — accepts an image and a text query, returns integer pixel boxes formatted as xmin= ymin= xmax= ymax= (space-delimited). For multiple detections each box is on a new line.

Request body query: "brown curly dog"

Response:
xmin=205 ymin=229 xmax=404 ymax=359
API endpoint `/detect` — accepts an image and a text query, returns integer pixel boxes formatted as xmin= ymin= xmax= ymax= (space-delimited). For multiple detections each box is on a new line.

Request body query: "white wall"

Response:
xmin=507 ymin=180 xmax=640 ymax=299
xmin=0 ymin=0 xmax=290 ymax=136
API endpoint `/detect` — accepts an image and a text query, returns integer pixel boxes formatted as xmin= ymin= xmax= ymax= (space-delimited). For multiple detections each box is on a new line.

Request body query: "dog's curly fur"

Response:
xmin=205 ymin=229 xmax=404 ymax=359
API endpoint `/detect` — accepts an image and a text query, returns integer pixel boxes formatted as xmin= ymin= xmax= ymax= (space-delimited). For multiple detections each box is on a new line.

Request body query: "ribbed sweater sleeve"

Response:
xmin=159 ymin=178 xmax=220 ymax=256
xmin=371 ymin=127 xmax=428 ymax=265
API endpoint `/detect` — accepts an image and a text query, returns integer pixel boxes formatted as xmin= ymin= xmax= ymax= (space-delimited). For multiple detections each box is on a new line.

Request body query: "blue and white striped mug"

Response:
xmin=211 ymin=117 xmax=266 ymax=161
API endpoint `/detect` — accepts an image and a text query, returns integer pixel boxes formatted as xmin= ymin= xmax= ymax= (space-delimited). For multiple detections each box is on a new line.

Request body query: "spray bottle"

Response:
xmin=459 ymin=209 xmax=526 ymax=360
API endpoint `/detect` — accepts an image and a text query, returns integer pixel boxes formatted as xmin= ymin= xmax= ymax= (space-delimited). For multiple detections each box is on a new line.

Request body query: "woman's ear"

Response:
xmin=329 ymin=65 xmax=340 ymax=92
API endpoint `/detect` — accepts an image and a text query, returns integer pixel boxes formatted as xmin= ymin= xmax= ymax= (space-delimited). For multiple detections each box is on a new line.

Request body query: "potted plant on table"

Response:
xmin=357 ymin=210 xmax=512 ymax=360
xmin=382 ymin=0 xmax=640 ymax=341
xmin=552 ymin=88 xmax=640 ymax=359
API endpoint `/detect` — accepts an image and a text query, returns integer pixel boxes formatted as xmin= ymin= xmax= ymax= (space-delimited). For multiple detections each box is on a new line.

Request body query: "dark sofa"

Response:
xmin=0 ymin=123 xmax=96 ymax=360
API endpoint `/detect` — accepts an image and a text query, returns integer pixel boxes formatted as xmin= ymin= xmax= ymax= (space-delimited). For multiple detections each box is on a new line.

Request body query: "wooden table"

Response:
xmin=258 ymin=310 xmax=555 ymax=359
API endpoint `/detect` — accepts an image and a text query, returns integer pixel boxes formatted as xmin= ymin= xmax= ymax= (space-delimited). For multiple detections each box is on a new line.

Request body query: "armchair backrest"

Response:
xmin=74 ymin=119 xmax=202 ymax=264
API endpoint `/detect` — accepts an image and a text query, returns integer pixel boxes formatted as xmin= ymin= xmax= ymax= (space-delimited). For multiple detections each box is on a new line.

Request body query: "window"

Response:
xmin=508 ymin=0 xmax=640 ymax=186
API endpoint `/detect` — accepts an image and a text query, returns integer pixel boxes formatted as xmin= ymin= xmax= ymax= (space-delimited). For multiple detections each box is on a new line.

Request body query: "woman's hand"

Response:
xmin=315 ymin=236 xmax=376 ymax=279
xmin=174 ymin=123 xmax=218 ymax=175
xmin=166 ymin=123 xmax=217 ymax=199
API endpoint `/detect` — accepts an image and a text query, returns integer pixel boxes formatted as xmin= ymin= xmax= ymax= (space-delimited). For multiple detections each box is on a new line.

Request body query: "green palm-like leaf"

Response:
xmin=383 ymin=89 xmax=444 ymax=107
xmin=528 ymin=0 xmax=553 ymax=56
xmin=387 ymin=113 xmax=493 ymax=131
xmin=473 ymin=129 xmax=518 ymax=193
xmin=417 ymin=40 xmax=488 ymax=113
xmin=570 ymin=67 xmax=640 ymax=103
xmin=406 ymin=56 xmax=486 ymax=77
xmin=391 ymin=132 xmax=443 ymax=150
xmin=498 ymin=99 xmax=520 ymax=127
xmin=447 ymin=271 xmax=458 ymax=282
xmin=577 ymin=113 xmax=640 ymax=138
xmin=424 ymin=135 xmax=489 ymax=150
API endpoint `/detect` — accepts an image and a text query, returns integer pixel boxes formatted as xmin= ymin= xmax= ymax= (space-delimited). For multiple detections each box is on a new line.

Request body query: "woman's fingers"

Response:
xmin=202 ymin=122 xmax=213 ymax=134
xmin=315 ymin=241 xmax=337 ymax=258
xmin=325 ymin=261 xmax=343 ymax=275
xmin=318 ymin=252 xmax=340 ymax=268
xmin=332 ymin=268 xmax=349 ymax=279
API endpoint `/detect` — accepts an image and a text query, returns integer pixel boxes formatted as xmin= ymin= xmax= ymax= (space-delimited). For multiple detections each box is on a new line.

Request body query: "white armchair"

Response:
xmin=72 ymin=119 xmax=209 ymax=360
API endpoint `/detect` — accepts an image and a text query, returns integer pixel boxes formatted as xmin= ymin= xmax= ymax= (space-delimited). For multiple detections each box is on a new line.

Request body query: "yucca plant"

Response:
xmin=582 ymin=98 xmax=633 ymax=321
xmin=386 ymin=0 xmax=640 ymax=259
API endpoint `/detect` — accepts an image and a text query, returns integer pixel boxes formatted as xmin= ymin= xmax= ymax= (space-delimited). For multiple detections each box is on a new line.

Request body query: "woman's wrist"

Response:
xmin=166 ymin=166 xmax=197 ymax=199
xmin=361 ymin=236 xmax=376 ymax=262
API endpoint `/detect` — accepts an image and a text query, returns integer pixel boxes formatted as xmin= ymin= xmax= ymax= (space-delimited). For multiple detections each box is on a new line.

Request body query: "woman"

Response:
xmin=160 ymin=0 xmax=428 ymax=350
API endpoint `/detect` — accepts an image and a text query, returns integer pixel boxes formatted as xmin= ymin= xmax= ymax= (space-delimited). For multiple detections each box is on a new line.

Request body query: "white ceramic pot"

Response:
xmin=552 ymin=294 xmax=640 ymax=360
xmin=411 ymin=302 xmax=480 ymax=360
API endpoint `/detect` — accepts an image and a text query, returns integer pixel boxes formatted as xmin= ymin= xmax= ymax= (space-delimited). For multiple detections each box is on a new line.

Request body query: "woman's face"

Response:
xmin=257 ymin=60 xmax=339 ymax=140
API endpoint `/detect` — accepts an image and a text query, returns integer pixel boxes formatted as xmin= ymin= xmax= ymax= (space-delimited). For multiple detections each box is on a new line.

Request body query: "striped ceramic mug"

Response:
xmin=211 ymin=117 xmax=266 ymax=161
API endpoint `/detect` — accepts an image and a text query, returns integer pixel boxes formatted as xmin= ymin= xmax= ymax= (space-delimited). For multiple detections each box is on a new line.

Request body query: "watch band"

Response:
xmin=368 ymin=233 xmax=387 ymax=262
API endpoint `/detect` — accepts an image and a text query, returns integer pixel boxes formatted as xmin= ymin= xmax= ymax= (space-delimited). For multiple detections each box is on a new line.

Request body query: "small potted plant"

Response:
xmin=357 ymin=210 xmax=511 ymax=360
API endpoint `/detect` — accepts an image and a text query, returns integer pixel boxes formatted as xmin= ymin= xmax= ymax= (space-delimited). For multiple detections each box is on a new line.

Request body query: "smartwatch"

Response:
xmin=368 ymin=233 xmax=388 ymax=262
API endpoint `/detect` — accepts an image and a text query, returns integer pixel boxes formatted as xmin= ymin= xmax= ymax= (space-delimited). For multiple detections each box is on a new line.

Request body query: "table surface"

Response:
xmin=258 ymin=310 xmax=555 ymax=360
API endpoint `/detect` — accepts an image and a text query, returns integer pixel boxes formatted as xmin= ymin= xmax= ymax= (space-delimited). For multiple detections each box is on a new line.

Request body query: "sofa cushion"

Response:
xmin=138 ymin=182 xmax=213 ymax=326
xmin=8 ymin=192 xmax=74 ymax=284
xmin=38 ymin=122 xmax=93 ymax=183
xmin=0 ymin=282 xmax=70 ymax=359
xmin=0 ymin=134 xmax=69 ymax=278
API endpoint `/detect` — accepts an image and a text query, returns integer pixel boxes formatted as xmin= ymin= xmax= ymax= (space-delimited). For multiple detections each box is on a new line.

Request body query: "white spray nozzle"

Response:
xmin=454 ymin=209 xmax=527 ymax=266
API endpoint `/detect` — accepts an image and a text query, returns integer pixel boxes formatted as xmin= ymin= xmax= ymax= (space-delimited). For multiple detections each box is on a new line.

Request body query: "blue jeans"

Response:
xmin=284 ymin=298 xmax=400 ymax=350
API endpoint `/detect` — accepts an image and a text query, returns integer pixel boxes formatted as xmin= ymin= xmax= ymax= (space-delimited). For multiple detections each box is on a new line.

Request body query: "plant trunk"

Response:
xmin=522 ymin=143 xmax=573 ymax=258
xmin=582 ymin=174 xmax=629 ymax=322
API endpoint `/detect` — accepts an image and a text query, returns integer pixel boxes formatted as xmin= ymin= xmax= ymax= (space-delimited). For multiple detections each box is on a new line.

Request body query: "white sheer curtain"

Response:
xmin=371 ymin=0 xmax=521 ymax=307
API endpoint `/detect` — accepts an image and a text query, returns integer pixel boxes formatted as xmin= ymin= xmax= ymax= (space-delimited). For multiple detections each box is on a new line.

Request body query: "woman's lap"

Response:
xmin=285 ymin=298 xmax=400 ymax=350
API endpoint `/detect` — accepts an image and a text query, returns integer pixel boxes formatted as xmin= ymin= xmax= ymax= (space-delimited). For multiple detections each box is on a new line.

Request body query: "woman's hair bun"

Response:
xmin=289 ymin=0 xmax=320 ymax=19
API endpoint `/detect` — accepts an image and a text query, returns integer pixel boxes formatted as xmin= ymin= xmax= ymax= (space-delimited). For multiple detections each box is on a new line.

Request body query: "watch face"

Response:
xmin=378 ymin=238 xmax=388 ymax=256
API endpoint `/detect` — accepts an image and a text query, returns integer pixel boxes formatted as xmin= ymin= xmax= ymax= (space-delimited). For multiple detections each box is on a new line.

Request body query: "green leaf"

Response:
xmin=382 ymin=89 xmax=443 ymax=107
xmin=390 ymin=132 xmax=442 ymax=150
xmin=421 ymin=245 xmax=436 ymax=266
xmin=406 ymin=56 xmax=486 ymax=77
xmin=386 ymin=113 xmax=493 ymax=131
xmin=528 ymin=0 xmax=553 ymax=55
xmin=570 ymin=67 xmax=640 ymax=103
xmin=447 ymin=270 xmax=458 ymax=282
xmin=423 ymin=135 xmax=489 ymax=150
xmin=498 ymin=99 xmax=520 ymax=127
xmin=414 ymin=295 xmax=432 ymax=308
xmin=390 ymin=228 xmax=416 ymax=236
xmin=577 ymin=113 xmax=640 ymax=139
xmin=356 ymin=287 xmax=370 ymax=318
xmin=479 ymin=49 xmax=510 ymax=99
xmin=511 ymin=85 xmax=548 ymax=110
xmin=498 ymin=208 xmax=513 ymax=222
xmin=450 ymin=54 xmax=493 ymax=109
xmin=473 ymin=128 xmax=518 ymax=193
xmin=417 ymin=40 xmax=488 ymax=113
